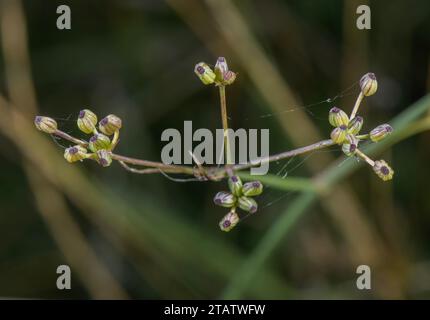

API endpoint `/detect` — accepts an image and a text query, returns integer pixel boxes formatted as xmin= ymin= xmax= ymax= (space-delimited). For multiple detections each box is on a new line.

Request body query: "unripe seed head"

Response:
xmin=77 ymin=109 xmax=97 ymax=134
xmin=348 ymin=116 xmax=364 ymax=135
xmin=213 ymin=191 xmax=236 ymax=208
xmin=96 ymin=149 xmax=112 ymax=167
xmin=222 ymin=70 xmax=237 ymax=85
xmin=89 ymin=133 xmax=111 ymax=152
xmin=214 ymin=57 xmax=229 ymax=82
xmin=242 ymin=181 xmax=263 ymax=197
xmin=64 ymin=145 xmax=88 ymax=163
xmin=370 ymin=124 xmax=393 ymax=142
xmin=228 ymin=175 xmax=243 ymax=196
xmin=34 ymin=116 xmax=57 ymax=134
xmin=330 ymin=125 xmax=348 ymax=145
xmin=194 ymin=62 xmax=216 ymax=85
xmin=99 ymin=114 xmax=122 ymax=136
xmin=373 ymin=160 xmax=394 ymax=181
xmin=360 ymin=72 xmax=378 ymax=96
xmin=328 ymin=107 xmax=349 ymax=127
xmin=238 ymin=196 xmax=258 ymax=213
xmin=219 ymin=210 xmax=240 ymax=232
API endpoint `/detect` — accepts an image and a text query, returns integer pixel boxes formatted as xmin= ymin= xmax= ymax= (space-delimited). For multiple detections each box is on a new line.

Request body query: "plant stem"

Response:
xmin=118 ymin=161 xmax=185 ymax=175
xmin=49 ymin=128 xmax=335 ymax=180
xmin=110 ymin=130 xmax=120 ymax=150
xmin=54 ymin=130 xmax=88 ymax=147
xmin=355 ymin=148 xmax=375 ymax=166
xmin=232 ymin=139 xmax=335 ymax=172
xmin=219 ymin=85 xmax=232 ymax=167
xmin=350 ymin=92 xmax=364 ymax=120
xmin=111 ymin=153 xmax=195 ymax=174
xmin=356 ymin=133 xmax=370 ymax=140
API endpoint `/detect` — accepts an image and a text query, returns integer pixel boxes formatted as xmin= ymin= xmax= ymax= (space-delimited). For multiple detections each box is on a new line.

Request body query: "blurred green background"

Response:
xmin=0 ymin=0 xmax=430 ymax=299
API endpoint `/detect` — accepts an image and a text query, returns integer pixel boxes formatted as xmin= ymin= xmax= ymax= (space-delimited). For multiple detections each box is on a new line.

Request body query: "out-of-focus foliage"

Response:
xmin=0 ymin=0 xmax=429 ymax=299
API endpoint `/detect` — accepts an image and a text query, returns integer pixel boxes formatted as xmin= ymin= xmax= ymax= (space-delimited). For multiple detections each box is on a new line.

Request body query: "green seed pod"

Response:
xmin=222 ymin=70 xmax=237 ymax=85
xmin=373 ymin=160 xmax=394 ymax=181
xmin=34 ymin=116 xmax=57 ymax=134
xmin=228 ymin=175 xmax=243 ymax=196
xmin=213 ymin=191 xmax=236 ymax=208
xmin=348 ymin=116 xmax=364 ymax=135
xmin=242 ymin=181 xmax=263 ymax=197
xmin=214 ymin=57 xmax=229 ymax=82
xmin=194 ymin=62 xmax=216 ymax=85
xmin=89 ymin=133 xmax=111 ymax=152
xmin=64 ymin=145 xmax=88 ymax=163
xmin=238 ymin=196 xmax=258 ymax=213
xmin=370 ymin=124 xmax=393 ymax=142
xmin=342 ymin=143 xmax=356 ymax=157
xmin=330 ymin=125 xmax=348 ymax=145
xmin=219 ymin=210 xmax=240 ymax=232
xmin=328 ymin=107 xmax=349 ymax=127
xmin=77 ymin=109 xmax=97 ymax=134
xmin=99 ymin=114 xmax=122 ymax=136
xmin=96 ymin=149 xmax=112 ymax=167
xmin=360 ymin=72 xmax=378 ymax=96
xmin=342 ymin=134 xmax=358 ymax=157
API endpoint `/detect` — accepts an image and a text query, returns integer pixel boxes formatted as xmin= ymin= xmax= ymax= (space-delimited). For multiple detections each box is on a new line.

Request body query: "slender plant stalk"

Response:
xmin=232 ymin=139 xmax=335 ymax=172
xmin=356 ymin=133 xmax=369 ymax=140
xmin=52 ymin=128 xmax=334 ymax=182
xmin=219 ymin=85 xmax=233 ymax=167
xmin=118 ymin=161 xmax=190 ymax=175
xmin=54 ymin=129 xmax=88 ymax=146
xmin=111 ymin=153 xmax=194 ymax=174
xmin=355 ymin=148 xmax=375 ymax=166
xmin=350 ymin=91 xmax=364 ymax=120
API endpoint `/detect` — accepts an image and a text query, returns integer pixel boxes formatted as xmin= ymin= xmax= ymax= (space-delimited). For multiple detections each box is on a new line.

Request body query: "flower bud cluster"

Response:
xmin=195 ymin=57 xmax=237 ymax=86
xmin=35 ymin=109 xmax=123 ymax=168
xmin=214 ymin=175 xmax=263 ymax=232
xmin=328 ymin=73 xmax=394 ymax=181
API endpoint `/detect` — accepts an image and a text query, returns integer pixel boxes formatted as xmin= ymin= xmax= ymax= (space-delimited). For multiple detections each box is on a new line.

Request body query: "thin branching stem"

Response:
xmin=50 ymin=128 xmax=335 ymax=179
xmin=54 ymin=130 xmax=88 ymax=147
xmin=219 ymin=85 xmax=233 ymax=168
xmin=231 ymin=139 xmax=335 ymax=172
xmin=355 ymin=148 xmax=375 ymax=166
xmin=111 ymin=153 xmax=195 ymax=174
xmin=350 ymin=91 xmax=364 ymax=120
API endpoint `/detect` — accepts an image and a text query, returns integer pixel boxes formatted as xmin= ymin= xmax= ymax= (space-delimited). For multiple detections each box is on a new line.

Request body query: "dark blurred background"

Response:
xmin=0 ymin=0 xmax=429 ymax=299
